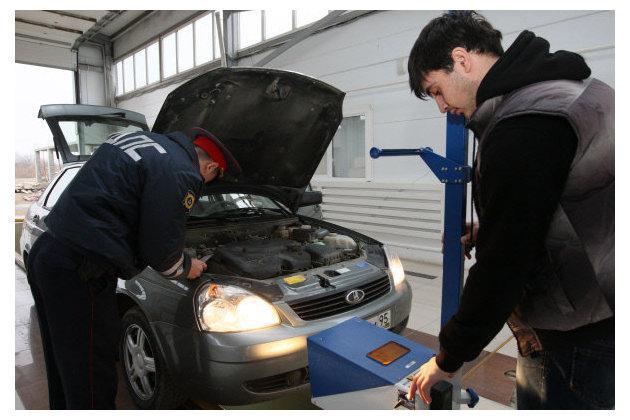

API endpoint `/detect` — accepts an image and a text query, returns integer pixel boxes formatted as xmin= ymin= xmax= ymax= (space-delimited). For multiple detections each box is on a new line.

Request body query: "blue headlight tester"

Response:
xmin=308 ymin=114 xmax=478 ymax=410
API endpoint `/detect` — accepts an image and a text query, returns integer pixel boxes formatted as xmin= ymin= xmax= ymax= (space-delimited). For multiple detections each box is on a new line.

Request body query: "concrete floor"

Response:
xmin=15 ymin=262 xmax=514 ymax=410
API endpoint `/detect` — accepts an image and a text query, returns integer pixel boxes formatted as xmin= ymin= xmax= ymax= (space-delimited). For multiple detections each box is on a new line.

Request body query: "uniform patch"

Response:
xmin=182 ymin=190 xmax=196 ymax=212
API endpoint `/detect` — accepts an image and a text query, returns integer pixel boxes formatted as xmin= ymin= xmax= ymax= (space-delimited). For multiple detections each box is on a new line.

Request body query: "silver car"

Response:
xmin=20 ymin=68 xmax=412 ymax=408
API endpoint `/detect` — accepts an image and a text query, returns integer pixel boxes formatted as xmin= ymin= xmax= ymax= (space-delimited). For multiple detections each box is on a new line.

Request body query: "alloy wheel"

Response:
xmin=122 ymin=324 xmax=157 ymax=400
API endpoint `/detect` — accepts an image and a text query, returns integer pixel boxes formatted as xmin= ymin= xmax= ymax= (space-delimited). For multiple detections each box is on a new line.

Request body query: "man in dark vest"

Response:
xmin=26 ymin=127 xmax=240 ymax=409
xmin=405 ymin=11 xmax=614 ymax=409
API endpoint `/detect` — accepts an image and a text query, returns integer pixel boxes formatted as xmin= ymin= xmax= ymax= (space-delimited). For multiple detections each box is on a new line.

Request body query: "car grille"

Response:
xmin=243 ymin=367 xmax=309 ymax=393
xmin=287 ymin=276 xmax=391 ymax=321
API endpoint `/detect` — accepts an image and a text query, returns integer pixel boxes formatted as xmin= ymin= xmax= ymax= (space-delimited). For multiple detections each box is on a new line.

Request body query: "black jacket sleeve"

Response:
xmin=436 ymin=115 xmax=577 ymax=372
xmin=137 ymin=160 xmax=197 ymax=281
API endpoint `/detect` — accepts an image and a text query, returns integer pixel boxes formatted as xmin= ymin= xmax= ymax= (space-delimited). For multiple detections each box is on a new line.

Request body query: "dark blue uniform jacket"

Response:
xmin=45 ymin=131 xmax=204 ymax=280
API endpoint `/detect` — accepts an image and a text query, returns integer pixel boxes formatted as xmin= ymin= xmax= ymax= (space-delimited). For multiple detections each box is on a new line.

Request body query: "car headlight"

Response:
xmin=196 ymin=283 xmax=281 ymax=333
xmin=383 ymin=246 xmax=406 ymax=287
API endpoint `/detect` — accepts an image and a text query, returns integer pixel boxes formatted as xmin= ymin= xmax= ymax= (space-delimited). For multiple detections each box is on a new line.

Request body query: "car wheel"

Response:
xmin=120 ymin=307 xmax=186 ymax=409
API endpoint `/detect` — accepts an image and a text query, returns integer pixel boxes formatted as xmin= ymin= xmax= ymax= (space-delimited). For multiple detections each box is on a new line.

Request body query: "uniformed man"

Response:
xmin=26 ymin=127 xmax=239 ymax=409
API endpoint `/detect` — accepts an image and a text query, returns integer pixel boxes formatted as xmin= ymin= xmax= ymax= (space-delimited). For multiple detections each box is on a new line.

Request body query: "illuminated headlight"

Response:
xmin=196 ymin=283 xmax=280 ymax=333
xmin=383 ymin=246 xmax=406 ymax=287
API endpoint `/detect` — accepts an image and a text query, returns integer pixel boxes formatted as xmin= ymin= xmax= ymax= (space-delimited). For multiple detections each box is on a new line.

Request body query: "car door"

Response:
xmin=21 ymin=165 xmax=82 ymax=255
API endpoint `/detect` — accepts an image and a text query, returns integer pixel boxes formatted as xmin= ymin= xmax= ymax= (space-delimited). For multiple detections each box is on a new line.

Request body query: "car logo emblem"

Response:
xmin=345 ymin=289 xmax=365 ymax=305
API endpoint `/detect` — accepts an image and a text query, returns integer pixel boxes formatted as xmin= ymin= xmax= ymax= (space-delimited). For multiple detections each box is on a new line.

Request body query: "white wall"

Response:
xmin=116 ymin=10 xmax=614 ymax=264
xmin=76 ymin=44 xmax=107 ymax=106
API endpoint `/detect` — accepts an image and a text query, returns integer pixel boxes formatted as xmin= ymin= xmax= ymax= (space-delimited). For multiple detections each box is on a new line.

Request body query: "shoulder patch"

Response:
xmin=182 ymin=190 xmax=196 ymax=212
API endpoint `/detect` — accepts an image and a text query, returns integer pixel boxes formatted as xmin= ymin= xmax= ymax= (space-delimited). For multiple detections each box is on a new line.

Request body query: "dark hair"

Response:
xmin=408 ymin=11 xmax=503 ymax=99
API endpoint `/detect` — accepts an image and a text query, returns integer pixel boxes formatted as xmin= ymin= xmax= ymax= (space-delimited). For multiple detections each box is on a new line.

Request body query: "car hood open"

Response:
xmin=151 ymin=67 xmax=345 ymax=192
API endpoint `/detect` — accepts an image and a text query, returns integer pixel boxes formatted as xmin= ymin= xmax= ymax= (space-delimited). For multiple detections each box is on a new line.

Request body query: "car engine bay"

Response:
xmin=184 ymin=220 xmax=366 ymax=280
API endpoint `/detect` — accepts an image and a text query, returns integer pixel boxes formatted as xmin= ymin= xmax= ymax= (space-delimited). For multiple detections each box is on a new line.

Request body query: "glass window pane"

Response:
xmin=315 ymin=151 xmax=327 ymax=176
xmin=57 ymin=120 xmax=144 ymax=159
xmin=332 ymin=115 xmax=365 ymax=178
xmin=239 ymin=10 xmax=262 ymax=49
xmin=213 ymin=13 xmax=222 ymax=59
xmin=134 ymin=49 xmax=146 ymax=89
xmin=177 ymin=23 xmax=194 ymax=72
xmin=115 ymin=61 xmax=123 ymax=96
xmin=162 ymin=32 xmax=177 ymax=78
xmin=195 ymin=14 xmax=213 ymax=65
xmin=123 ymin=56 xmax=134 ymax=93
xmin=146 ymin=42 xmax=160 ymax=84
xmin=45 ymin=167 xmax=81 ymax=208
xmin=296 ymin=10 xmax=328 ymax=27
xmin=264 ymin=10 xmax=293 ymax=39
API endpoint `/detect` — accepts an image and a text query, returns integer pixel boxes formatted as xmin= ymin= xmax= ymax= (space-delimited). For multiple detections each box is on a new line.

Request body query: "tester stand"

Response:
xmin=308 ymin=113 xmax=478 ymax=410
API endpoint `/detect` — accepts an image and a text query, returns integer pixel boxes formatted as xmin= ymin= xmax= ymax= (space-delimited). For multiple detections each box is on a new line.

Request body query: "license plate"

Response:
xmin=368 ymin=309 xmax=392 ymax=329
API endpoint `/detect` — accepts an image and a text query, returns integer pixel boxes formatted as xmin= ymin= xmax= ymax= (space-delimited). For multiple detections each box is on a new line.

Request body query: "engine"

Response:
xmin=185 ymin=223 xmax=361 ymax=279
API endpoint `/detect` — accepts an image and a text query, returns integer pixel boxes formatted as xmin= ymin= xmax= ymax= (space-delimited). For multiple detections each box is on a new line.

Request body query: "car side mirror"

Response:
xmin=299 ymin=191 xmax=322 ymax=207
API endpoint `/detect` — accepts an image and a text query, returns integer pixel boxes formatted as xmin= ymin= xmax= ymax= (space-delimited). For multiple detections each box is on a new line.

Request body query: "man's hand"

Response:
xmin=407 ymin=356 xmax=455 ymax=405
xmin=461 ymin=222 xmax=479 ymax=259
xmin=187 ymin=258 xmax=207 ymax=279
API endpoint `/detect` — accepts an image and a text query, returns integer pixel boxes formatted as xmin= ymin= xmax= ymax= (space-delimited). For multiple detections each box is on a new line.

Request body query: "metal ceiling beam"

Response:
xmin=44 ymin=10 xmax=98 ymax=23
xmin=255 ymin=10 xmax=345 ymax=67
xmin=15 ymin=33 xmax=73 ymax=48
xmin=15 ymin=17 xmax=84 ymax=35
xmin=72 ymin=10 xmax=123 ymax=51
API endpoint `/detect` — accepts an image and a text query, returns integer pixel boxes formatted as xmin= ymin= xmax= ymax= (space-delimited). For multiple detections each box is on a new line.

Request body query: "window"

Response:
xmin=177 ymin=23 xmax=194 ymax=72
xmin=58 ymin=119 xmax=144 ymax=158
xmin=296 ymin=10 xmax=329 ymax=27
xmin=146 ymin=42 xmax=160 ymax=84
xmin=44 ymin=167 xmax=81 ymax=208
xmin=264 ymin=10 xmax=293 ymax=39
xmin=134 ymin=49 xmax=146 ymax=89
xmin=195 ymin=14 xmax=213 ymax=65
xmin=239 ymin=10 xmax=262 ymax=49
xmin=190 ymin=193 xmax=284 ymax=219
xmin=115 ymin=62 xmax=124 ymax=96
xmin=315 ymin=112 xmax=370 ymax=179
xmin=162 ymin=32 xmax=177 ymax=78
xmin=332 ymin=115 xmax=366 ymax=178
xmin=123 ymin=56 xmax=135 ymax=93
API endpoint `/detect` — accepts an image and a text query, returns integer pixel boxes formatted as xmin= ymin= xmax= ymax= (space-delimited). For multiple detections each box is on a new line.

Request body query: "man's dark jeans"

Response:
xmin=26 ymin=231 xmax=119 ymax=409
xmin=516 ymin=334 xmax=614 ymax=409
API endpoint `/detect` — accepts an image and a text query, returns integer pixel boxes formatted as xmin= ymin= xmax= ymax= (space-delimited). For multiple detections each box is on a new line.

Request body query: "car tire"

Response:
xmin=119 ymin=307 xmax=187 ymax=409
xmin=390 ymin=316 xmax=409 ymax=334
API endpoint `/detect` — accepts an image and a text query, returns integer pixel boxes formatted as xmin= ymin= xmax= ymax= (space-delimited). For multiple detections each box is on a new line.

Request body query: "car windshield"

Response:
xmin=58 ymin=118 xmax=145 ymax=157
xmin=189 ymin=193 xmax=289 ymax=219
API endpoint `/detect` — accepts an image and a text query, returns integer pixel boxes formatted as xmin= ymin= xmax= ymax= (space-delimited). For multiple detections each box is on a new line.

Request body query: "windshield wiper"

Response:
xmin=209 ymin=207 xmax=286 ymax=218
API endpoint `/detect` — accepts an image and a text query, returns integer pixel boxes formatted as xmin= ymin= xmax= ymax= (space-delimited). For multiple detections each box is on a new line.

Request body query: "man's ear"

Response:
xmin=451 ymin=47 xmax=472 ymax=73
xmin=208 ymin=161 xmax=222 ymax=178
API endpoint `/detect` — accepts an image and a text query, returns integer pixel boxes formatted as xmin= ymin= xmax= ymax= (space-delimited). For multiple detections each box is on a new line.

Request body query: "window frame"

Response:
xmin=236 ymin=10 xmax=332 ymax=52
xmin=114 ymin=11 xmax=219 ymax=97
xmin=312 ymin=105 xmax=374 ymax=182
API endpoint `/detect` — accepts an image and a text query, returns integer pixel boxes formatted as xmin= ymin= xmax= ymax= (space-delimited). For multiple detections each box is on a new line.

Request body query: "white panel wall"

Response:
xmin=117 ymin=82 xmax=186 ymax=128
xmin=116 ymin=10 xmax=614 ymax=264
xmin=77 ymin=44 xmax=107 ymax=106
xmin=16 ymin=38 xmax=77 ymax=71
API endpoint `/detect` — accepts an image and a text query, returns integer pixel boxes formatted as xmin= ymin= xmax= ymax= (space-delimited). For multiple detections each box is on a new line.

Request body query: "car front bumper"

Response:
xmin=152 ymin=279 xmax=412 ymax=405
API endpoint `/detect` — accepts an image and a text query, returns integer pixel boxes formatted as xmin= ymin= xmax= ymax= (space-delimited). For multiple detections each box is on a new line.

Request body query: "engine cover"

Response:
xmin=213 ymin=238 xmax=312 ymax=279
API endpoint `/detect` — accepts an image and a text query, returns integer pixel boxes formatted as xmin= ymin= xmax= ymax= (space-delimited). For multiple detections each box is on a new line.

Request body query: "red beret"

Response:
xmin=193 ymin=136 xmax=227 ymax=171
xmin=189 ymin=127 xmax=241 ymax=174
